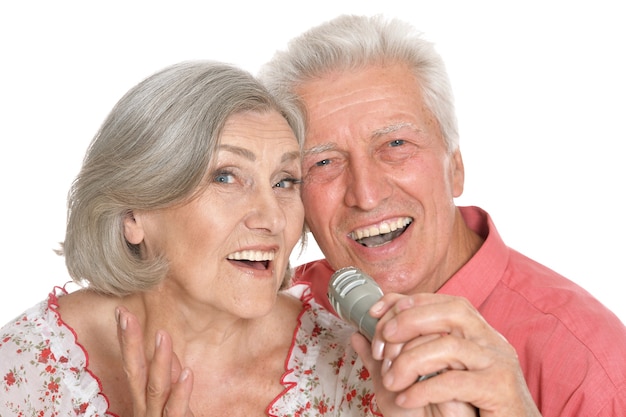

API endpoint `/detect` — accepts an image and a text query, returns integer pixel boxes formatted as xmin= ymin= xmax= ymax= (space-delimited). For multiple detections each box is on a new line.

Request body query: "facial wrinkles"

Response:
xmin=300 ymin=66 xmax=455 ymax=277
xmin=218 ymin=112 xmax=303 ymax=246
xmin=303 ymin=97 xmax=414 ymax=238
xmin=302 ymin=74 xmax=401 ymax=137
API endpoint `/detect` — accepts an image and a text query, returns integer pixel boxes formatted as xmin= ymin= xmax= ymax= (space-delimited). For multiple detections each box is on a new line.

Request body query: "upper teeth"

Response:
xmin=227 ymin=250 xmax=275 ymax=261
xmin=350 ymin=217 xmax=412 ymax=240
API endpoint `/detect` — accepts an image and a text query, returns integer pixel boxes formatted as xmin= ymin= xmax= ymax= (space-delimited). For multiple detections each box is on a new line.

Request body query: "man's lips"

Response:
xmin=227 ymin=249 xmax=275 ymax=270
xmin=349 ymin=217 xmax=413 ymax=247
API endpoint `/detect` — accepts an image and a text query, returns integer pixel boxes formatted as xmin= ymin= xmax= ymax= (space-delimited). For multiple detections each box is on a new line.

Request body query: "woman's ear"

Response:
xmin=123 ymin=210 xmax=145 ymax=245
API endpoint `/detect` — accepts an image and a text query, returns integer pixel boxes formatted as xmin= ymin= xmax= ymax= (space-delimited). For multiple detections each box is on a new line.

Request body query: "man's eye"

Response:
xmin=389 ymin=139 xmax=405 ymax=147
xmin=315 ymin=159 xmax=331 ymax=166
xmin=304 ymin=155 xmax=344 ymax=183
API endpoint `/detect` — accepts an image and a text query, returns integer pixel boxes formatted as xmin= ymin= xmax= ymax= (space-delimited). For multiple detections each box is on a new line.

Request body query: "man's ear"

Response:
xmin=451 ymin=148 xmax=465 ymax=198
xmin=123 ymin=210 xmax=145 ymax=245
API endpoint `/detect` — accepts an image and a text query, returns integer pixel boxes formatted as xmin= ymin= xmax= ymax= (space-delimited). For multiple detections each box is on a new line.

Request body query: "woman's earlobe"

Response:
xmin=123 ymin=210 xmax=144 ymax=245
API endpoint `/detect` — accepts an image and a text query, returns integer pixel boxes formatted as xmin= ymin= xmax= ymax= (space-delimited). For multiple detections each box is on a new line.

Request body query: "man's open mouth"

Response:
xmin=349 ymin=217 xmax=413 ymax=247
xmin=227 ymin=250 xmax=275 ymax=270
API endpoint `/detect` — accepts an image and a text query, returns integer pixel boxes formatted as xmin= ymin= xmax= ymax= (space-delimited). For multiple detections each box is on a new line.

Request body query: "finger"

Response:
xmin=384 ymin=333 xmax=498 ymax=392
xmin=370 ymin=294 xmax=415 ymax=360
xmin=145 ymin=330 xmax=175 ymax=416
xmin=380 ymin=294 xmax=490 ymax=345
xmin=169 ymin=348 xmax=183 ymax=385
xmin=352 ymin=333 xmax=446 ymax=417
xmin=368 ymin=293 xmax=408 ymax=319
xmin=372 ymin=293 xmax=446 ymax=361
xmin=385 ymin=334 xmax=465 ymax=391
xmin=394 ymin=371 xmax=480 ymax=412
xmin=382 ymin=332 xmax=442 ymax=363
xmin=393 ymin=367 xmax=495 ymax=410
xmin=164 ymin=367 xmax=195 ymax=417
xmin=116 ymin=306 xmax=149 ymax=416
xmin=399 ymin=360 xmax=537 ymax=415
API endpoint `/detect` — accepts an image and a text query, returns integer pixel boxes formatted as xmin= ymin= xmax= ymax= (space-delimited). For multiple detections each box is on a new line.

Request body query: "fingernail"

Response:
xmin=372 ymin=339 xmax=385 ymax=360
xmin=155 ymin=332 xmax=162 ymax=348
xmin=179 ymin=368 xmax=190 ymax=382
xmin=370 ymin=300 xmax=384 ymax=315
xmin=382 ymin=358 xmax=392 ymax=375
xmin=396 ymin=393 xmax=407 ymax=406
xmin=116 ymin=308 xmax=127 ymax=330
xmin=396 ymin=296 xmax=414 ymax=311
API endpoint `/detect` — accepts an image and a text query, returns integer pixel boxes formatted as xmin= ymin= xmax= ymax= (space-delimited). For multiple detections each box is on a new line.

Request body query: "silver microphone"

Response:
xmin=327 ymin=266 xmax=383 ymax=342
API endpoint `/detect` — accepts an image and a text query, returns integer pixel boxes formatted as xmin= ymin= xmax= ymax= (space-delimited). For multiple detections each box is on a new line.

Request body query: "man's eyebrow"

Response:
xmin=303 ymin=143 xmax=336 ymax=157
xmin=303 ymin=123 xmax=419 ymax=156
xmin=372 ymin=122 xmax=419 ymax=137
xmin=220 ymin=144 xmax=255 ymax=161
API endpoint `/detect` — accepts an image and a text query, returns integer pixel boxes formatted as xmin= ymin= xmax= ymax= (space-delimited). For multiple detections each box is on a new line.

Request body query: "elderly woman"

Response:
xmin=0 ymin=61 xmax=379 ymax=416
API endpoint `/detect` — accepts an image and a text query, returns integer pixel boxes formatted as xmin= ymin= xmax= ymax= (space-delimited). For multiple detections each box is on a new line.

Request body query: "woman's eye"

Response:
xmin=274 ymin=178 xmax=302 ymax=189
xmin=214 ymin=172 xmax=234 ymax=184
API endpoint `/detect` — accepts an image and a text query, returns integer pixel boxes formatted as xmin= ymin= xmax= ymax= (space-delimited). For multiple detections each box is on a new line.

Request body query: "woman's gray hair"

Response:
xmin=60 ymin=61 xmax=303 ymax=295
xmin=258 ymin=14 xmax=459 ymax=152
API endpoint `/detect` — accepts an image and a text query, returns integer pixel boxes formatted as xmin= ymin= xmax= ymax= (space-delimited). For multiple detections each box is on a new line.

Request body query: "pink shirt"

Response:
xmin=294 ymin=205 xmax=626 ymax=416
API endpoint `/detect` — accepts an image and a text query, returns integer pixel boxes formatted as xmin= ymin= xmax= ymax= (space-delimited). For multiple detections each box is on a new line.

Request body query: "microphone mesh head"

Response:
xmin=327 ymin=266 xmax=383 ymax=341
xmin=327 ymin=266 xmax=366 ymax=316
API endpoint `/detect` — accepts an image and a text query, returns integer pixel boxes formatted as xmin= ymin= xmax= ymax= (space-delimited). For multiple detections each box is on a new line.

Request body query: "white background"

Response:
xmin=1 ymin=1 xmax=624 ymax=326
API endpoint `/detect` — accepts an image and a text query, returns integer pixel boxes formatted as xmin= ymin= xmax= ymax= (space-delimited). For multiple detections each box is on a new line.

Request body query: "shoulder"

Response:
xmin=482 ymin=251 xmax=626 ymax=414
xmin=0 ymin=289 xmax=109 ymax=415
xmin=274 ymin=284 xmax=378 ymax=415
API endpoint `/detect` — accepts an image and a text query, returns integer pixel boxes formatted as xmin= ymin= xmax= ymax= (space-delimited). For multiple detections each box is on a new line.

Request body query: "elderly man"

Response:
xmin=259 ymin=13 xmax=626 ymax=416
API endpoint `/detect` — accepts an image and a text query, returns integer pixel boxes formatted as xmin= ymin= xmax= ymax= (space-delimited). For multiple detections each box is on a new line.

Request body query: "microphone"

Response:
xmin=327 ymin=266 xmax=383 ymax=342
xmin=328 ymin=266 xmax=442 ymax=382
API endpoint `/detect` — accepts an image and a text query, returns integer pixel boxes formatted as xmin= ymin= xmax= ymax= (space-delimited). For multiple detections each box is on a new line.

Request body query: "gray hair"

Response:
xmin=60 ymin=61 xmax=303 ymax=295
xmin=258 ymin=14 xmax=459 ymax=152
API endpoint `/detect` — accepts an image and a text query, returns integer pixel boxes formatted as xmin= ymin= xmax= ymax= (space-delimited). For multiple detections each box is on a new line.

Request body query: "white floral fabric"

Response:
xmin=269 ymin=284 xmax=379 ymax=416
xmin=0 ymin=287 xmax=110 ymax=416
xmin=0 ymin=285 xmax=378 ymax=416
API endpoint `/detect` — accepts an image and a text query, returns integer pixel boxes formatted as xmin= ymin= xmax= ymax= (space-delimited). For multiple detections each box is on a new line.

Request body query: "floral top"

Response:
xmin=269 ymin=283 xmax=379 ymax=416
xmin=0 ymin=285 xmax=379 ymax=416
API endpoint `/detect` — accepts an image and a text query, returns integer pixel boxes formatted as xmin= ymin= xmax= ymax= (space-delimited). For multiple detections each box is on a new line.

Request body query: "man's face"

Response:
xmin=296 ymin=63 xmax=465 ymax=294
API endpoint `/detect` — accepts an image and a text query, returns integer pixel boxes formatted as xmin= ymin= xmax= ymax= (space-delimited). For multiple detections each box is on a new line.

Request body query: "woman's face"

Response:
xmin=126 ymin=110 xmax=304 ymax=319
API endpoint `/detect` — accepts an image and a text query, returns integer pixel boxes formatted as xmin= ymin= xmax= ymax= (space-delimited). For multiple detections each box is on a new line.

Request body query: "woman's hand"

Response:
xmin=116 ymin=306 xmax=195 ymax=417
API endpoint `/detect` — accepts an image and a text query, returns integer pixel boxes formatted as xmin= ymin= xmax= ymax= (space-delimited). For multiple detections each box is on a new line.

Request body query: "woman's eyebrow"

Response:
xmin=282 ymin=150 xmax=302 ymax=163
xmin=219 ymin=144 xmax=256 ymax=161
xmin=219 ymin=146 xmax=300 ymax=164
